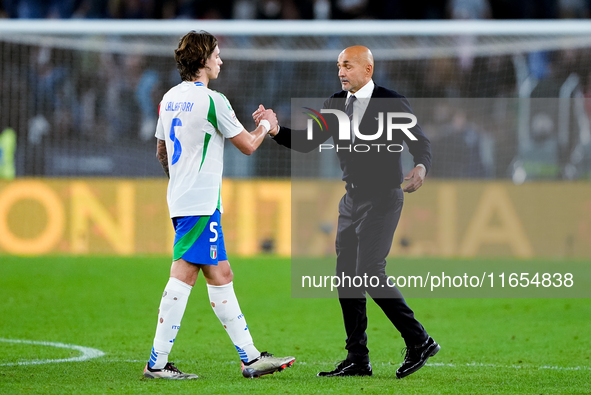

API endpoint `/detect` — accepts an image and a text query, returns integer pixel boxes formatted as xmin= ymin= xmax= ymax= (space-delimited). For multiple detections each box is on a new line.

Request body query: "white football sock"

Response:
xmin=207 ymin=282 xmax=260 ymax=363
xmin=149 ymin=277 xmax=192 ymax=369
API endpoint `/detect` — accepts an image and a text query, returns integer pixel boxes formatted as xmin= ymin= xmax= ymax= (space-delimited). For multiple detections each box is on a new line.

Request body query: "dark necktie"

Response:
xmin=345 ymin=95 xmax=357 ymax=142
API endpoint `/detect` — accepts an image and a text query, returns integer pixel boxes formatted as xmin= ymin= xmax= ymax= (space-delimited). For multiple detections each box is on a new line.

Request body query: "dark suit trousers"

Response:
xmin=335 ymin=185 xmax=428 ymax=363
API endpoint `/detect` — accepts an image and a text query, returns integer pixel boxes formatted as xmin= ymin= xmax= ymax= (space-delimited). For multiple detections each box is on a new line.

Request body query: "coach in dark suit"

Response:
xmin=254 ymin=46 xmax=439 ymax=379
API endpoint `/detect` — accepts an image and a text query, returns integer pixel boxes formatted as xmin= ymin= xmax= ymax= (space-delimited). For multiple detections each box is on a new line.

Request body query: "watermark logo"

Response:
xmin=303 ymin=107 xmax=418 ymax=152
xmin=302 ymin=107 xmax=328 ymax=136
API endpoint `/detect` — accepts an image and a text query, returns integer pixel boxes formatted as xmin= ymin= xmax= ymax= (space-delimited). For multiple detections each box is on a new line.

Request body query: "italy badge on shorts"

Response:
xmin=171 ymin=210 xmax=227 ymax=265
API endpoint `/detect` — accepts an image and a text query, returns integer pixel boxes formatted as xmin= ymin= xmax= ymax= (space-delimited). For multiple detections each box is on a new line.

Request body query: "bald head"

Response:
xmin=341 ymin=46 xmax=374 ymax=68
xmin=337 ymin=46 xmax=374 ymax=93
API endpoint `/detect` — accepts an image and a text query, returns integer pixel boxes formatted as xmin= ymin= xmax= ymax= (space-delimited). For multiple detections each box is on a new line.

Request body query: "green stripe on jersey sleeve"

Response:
xmin=216 ymin=91 xmax=234 ymax=111
xmin=173 ymin=216 xmax=210 ymax=261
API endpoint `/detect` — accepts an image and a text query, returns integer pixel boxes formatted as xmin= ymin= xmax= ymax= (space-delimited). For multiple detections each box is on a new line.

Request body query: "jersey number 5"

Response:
xmin=169 ymin=118 xmax=182 ymax=165
xmin=209 ymin=222 xmax=218 ymax=242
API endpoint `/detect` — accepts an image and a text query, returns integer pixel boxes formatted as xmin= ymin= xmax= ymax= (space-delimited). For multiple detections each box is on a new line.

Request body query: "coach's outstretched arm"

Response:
xmin=230 ymin=108 xmax=278 ymax=155
xmin=252 ymin=104 xmax=332 ymax=153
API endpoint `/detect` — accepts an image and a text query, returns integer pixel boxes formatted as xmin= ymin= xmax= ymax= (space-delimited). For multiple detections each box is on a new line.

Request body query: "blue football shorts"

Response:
xmin=171 ymin=210 xmax=227 ymax=265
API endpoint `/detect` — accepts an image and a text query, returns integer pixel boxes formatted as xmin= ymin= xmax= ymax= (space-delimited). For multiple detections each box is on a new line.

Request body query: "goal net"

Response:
xmin=1 ymin=20 xmax=591 ymax=180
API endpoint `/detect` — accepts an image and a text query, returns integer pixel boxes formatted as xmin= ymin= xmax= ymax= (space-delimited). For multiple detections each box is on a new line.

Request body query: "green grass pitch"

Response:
xmin=0 ymin=255 xmax=589 ymax=394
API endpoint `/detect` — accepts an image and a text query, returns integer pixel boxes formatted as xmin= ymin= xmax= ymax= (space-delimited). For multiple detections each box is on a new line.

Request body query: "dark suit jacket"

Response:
xmin=272 ymin=85 xmax=432 ymax=190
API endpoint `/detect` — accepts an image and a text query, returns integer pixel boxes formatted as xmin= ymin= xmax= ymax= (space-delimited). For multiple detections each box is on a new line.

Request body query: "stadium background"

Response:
xmin=2 ymin=12 xmax=591 ymax=258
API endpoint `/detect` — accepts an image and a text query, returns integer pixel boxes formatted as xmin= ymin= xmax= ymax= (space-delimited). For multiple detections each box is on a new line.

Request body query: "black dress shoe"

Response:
xmin=317 ymin=359 xmax=373 ymax=377
xmin=396 ymin=336 xmax=440 ymax=379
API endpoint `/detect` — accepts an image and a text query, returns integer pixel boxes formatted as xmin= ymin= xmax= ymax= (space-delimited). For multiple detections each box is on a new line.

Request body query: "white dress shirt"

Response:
xmin=346 ymin=79 xmax=374 ymax=129
xmin=345 ymin=79 xmax=425 ymax=172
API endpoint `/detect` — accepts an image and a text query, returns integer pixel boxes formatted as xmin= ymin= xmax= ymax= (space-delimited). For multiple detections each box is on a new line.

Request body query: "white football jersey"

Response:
xmin=155 ymin=81 xmax=244 ymax=217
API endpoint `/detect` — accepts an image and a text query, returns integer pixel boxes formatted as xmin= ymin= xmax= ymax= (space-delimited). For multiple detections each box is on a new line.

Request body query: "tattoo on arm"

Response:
xmin=156 ymin=139 xmax=169 ymax=179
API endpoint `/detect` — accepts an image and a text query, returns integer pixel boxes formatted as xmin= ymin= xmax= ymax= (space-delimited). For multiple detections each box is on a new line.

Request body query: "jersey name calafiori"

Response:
xmin=155 ymin=81 xmax=243 ymax=218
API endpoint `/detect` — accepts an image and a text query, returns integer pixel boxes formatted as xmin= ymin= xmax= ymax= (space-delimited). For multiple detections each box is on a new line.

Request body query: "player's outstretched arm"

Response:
xmin=229 ymin=109 xmax=277 ymax=155
xmin=156 ymin=138 xmax=169 ymax=179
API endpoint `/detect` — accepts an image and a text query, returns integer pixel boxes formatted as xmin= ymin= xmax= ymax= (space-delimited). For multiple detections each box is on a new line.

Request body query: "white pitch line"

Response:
xmin=0 ymin=338 xmax=105 ymax=366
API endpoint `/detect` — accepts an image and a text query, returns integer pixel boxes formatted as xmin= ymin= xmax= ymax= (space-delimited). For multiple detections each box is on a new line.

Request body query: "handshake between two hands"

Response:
xmin=252 ymin=104 xmax=279 ymax=136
